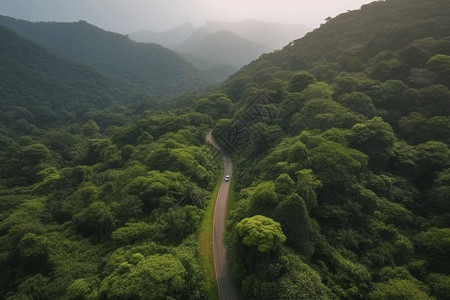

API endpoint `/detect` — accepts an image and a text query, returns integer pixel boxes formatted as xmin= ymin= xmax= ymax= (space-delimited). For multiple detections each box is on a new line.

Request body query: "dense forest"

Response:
xmin=0 ymin=110 xmax=220 ymax=299
xmin=1 ymin=23 xmax=220 ymax=299
xmin=210 ymin=0 xmax=450 ymax=299
xmin=1 ymin=0 xmax=450 ymax=299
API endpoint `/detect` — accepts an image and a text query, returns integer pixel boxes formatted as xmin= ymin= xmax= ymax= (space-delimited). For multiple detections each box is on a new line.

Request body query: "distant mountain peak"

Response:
xmin=129 ymin=22 xmax=197 ymax=47
xmin=195 ymin=19 xmax=310 ymax=49
xmin=177 ymin=29 xmax=271 ymax=67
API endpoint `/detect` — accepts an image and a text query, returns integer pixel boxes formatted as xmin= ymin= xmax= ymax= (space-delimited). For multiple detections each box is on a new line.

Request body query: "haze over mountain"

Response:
xmin=176 ymin=19 xmax=309 ymax=65
xmin=0 ymin=0 xmax=374 ymax=34
xmin=186 ymin=19 xmax=310 ymax=50
xmin=130 ymin=19 xmax=310 ymax=82
xmin=131 ymin=19 xmax=309 ymax=52
xmin=129 ymin=23 xmax=197 ymax=48
xmin=178 ymin=30 xmax=272 ymax=66
xmin=0 ymin=16 xmax=209 ymax=96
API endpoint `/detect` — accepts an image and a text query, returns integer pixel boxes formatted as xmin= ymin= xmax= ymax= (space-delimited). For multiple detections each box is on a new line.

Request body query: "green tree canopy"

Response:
xmin=249 ymin=181 xmax=279 ymax=216
xmin=99 ymin=254 xmax=187 ymax=299
xmin=415 ymin=227 xmax=450 ymax=272
xmin=274 ymin=194 xmax=316 ymax=258
xmin=289 ymin=71 xmax=317 ymax=92
xmin=350 ymin=117 xmax=396 ymax=171
xmin=368 ymin=279 xmax=433 ymax=300
xmin=82 ymin=119 xmax=100 ymax=137
xmin=237 ymin=215 xmax=286 ymax=252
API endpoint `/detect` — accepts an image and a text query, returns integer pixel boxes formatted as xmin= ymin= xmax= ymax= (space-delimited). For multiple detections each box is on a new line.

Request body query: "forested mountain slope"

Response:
xmin=0 ymin=28 xmax=220 ymax=296
xmin=223 ymin=0 xmax=450 ymax=140
xmin=199 ymin=0 xmax=450 ymax=298
xmin=1 ymin=16 xmax=222 ymax=300
xmin=1 ymin=0 xmax=450 ymax=298
xmin=0 ymin=16 xmax=208 ymax=96
xmin=0 ymin=25 xmax=149 ymax=131
xmin=236 ymin=0 xmax=450 ymax=78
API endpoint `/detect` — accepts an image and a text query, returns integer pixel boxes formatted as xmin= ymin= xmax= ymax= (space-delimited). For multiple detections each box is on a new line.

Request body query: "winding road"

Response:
xmin=206 ymin=132 xmax=239 ymax=300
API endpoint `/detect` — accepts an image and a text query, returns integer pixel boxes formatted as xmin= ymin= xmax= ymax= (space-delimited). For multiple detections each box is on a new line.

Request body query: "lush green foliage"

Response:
xmin=0 ymin=100 xmax=219 ymax=298
xmin=1 ymin=0 xmax=450 ymax=298
xmin=212 ymin=0 xmax=450 ymax=299
xmin=0 ymin=31 xmax=213 ymax=297
xmin=237 ymin=215 xmax=286 ymax=252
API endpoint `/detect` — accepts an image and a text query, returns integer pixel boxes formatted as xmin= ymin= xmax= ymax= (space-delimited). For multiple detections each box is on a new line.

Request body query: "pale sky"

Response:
xmin=0 ymin=0 xmax=375 ymax=33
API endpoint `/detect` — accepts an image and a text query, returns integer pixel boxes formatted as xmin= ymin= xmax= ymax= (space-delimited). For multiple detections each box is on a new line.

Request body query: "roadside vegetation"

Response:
xmin=1 ymin=0 xmax=449 ymax=298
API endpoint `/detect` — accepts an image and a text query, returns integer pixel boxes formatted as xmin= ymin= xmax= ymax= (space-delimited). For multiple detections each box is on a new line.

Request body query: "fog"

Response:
xmin=0 ymin=0 xmax=375 ymax=33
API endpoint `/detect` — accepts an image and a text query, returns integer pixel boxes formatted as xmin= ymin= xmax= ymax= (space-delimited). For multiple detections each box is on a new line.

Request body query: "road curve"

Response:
xmin=206 ymin=131 xmax=239 ymax=300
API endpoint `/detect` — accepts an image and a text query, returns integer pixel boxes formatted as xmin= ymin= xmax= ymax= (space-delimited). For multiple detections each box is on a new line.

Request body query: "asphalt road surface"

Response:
xmin=206 ymin=132 xmax=240 ymax=300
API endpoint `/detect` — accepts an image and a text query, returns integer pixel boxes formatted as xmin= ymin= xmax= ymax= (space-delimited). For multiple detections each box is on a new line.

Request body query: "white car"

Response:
xmin=225 ymin=175 xmax=230 ymax=181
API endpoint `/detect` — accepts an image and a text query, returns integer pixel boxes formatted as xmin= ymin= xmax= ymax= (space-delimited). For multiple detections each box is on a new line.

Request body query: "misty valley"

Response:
xmin=1 ymin=0 xmax=450 ymax=299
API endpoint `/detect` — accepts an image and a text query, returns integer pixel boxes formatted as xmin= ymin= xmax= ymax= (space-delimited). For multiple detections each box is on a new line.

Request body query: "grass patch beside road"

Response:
xmin=198 ymin=157 xmax=222 ymax=300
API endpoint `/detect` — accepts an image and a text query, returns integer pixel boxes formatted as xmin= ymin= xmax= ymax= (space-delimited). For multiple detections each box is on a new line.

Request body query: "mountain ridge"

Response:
xmin=0 ymin=25 xmax=147 ymax=129
xmin=177 ymin=29 xmax=272 ymax=67
xmin=0 ymin=16 xmax=209 ymax=96
xmin=195 ymin=19 xmax=310 ymax=50
xmin=234 ymin=0 xmax=450 ymax=79
xmin=129 ymin=22 xmax=197 ymax=47
xmin=175 ymin=19 xmax=310 ymax=70
xmin=129 ymin=19 xmax=310 ymax=82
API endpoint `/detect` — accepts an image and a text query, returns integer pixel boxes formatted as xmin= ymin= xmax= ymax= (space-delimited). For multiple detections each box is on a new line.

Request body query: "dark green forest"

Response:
xmin=0 ymin=26 xmax=154 ymax=130
xmin=0 ymin=16 xmax=211 ymax=97
xmin=1 ymin=0 xmax=450 ymax=299
xmin=212 ymin=0 xmax=450 ymax=299
xmin=1 ymin=24 xmax=220 ymax=299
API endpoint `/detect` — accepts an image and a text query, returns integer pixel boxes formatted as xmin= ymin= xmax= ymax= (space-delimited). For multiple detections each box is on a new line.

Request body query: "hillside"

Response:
xmin=0 ymin=16 xmax=208 ymax=96
xmin=0 ymin=25 xmax=149 ymax=131
xmin=226 ymin=0 xmax=450 ymax=126
xmin=235 ymin=0 xmax=450 ymax=81
xmin=0 ymin=24 xmax=217 ymax=300
xmin=201 ymin=0 xmax=450 ymax=299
